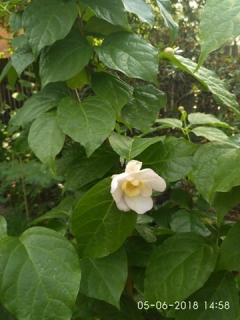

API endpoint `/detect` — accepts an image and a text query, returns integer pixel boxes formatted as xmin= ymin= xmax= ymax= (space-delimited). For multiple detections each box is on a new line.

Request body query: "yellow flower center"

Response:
xmin=122 ymin=179 xmax=144 ymax=197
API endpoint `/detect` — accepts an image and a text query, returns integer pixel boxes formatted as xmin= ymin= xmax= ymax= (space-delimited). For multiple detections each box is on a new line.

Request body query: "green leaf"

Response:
xmin=212 ymin=148 xmax=240 ymax=194
xmin=30 ymin=196 xmax=76 ymax=226
xmin=10 ymin=82 xmax=71 ymax=126
xmin=71 ymin=177 xmax=137 ymax=258
xmin=170 ymin=210 xmax=210 ymax=236
xmin=138 ymin=137 xmax=197 ymax=182
xmin=145 ymin=233 xmax=218 ymax=303
xmin=22 ymin=0 xmax=78 ymax=56
xmin=84 ymin=16 xmax=125 ymax=36
xmin=28 ymin=111 xmax=65 ymax=169
xmin=160 ymin=53 xmax=240 ymax=117
xmin=170 ymin=188 xmax=192 ymax=209
xmin=81 ymin=0 xmax=128 ymax=26
xmin=80 ymin=247 xmax=127 ymax=308
xmin=176 ymin=271 xmax=239 ymax=320
xmin=0 ymin=227 xmax=81 ymax=320
xmin=122 ymin=0 xmax=154 ymax=26
xmin=211 ymin=186 xmax=240 ymax=224
xmin=155 ymin=118 xmax=183 ymax=129
xmin=0 ymin=60 xmax=13 ymax=84
xmin=125 ymin=237 xmax=156 ymax=267
xmin=121 ymin=86 xmax=166 ymax=132
xmin=188 ymin=112 xmax=232 ymax=129
xmin=91 ymin=72 xmax=133 ymax=115
xmin=14 ymin=130 xmax=29 ymax=154
xmin=11 ymin=43 xmax=35 ymax=75
xmin=191 ymin=126 xmax=231 ymax=143
xmin=9 ymin=11 xmax=22 ymax=32
xmin=75 ymin=294 xmax=144 ymax=320
xmin=58 ymin=145 xmax=118 ymax=191
xmin=6 ymin=65 xmax=18 ymax=89
xmin=39 ymin=29 xmax=93 ymax=87
xmin=0 ymin=216 xmax=7 ymax=237
xmin=192 ymin=142 xmax=237 ymax=202
xmin=11 ymin=34 xmax=28 ymax=49
xmin=217 ymin=222 xmax=240 ymax=271
xmin=67 ymin=68 xmax=90 ymax=89
xmin=135 ymin=225 xmax=157 ymax=243
xmin=96 ymin=32 xmax=158 ymax=83
xmin=156 ymin=0 xmax=178 ymax=41
xmin=57 ymin=97 xmax=116 ymax=157
xmin=198 ymin=0 xmax=240 ymax=68
xmin=108 ymin=131 xmax=164 ymax=161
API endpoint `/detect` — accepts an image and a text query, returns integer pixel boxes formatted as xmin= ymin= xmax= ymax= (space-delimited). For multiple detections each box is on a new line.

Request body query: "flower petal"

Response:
xmin=111 ymin=175 xmax=126 ymax=202
xmin=124 ymin=194 xmax=153 ymax=214
xmin=115 ymin=200 xmax=131 ymax=212
xmin=111 ymin=179 xmax=131 ymax=211
xmin=111 ymin=172 xmax=129 ymax=192
xmin=125 ymin=160 xmax=142 ymax=173
xmin=111 ymin=184 xmax=124 ymax=203
xmin=136 ymin=169 xmax=166 ymax=192
xmin=140 ymin=183 xmax=152 ymax=197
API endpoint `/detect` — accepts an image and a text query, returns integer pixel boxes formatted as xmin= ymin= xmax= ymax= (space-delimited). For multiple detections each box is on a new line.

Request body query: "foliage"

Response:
xmin=0 ymin=0 xmax=240 ymax=319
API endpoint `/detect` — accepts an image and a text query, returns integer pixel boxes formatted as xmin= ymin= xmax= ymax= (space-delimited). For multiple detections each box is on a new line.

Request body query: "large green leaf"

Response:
xmin=170 ymin=210 xmax=210 ymax=236
xmin=155 ymin=118 xmax=183 ymax=129
xmin=28 ymin=111 xmax=65 ymax=169
xmin=176 ymin=271 xmax=239 ymax=320
xmin=91 ymin=72 xmax=133 ymax=115
xmin=122 ymin=0 xmax=154 ymax=26
xmin=57 ymin=97 xmax=116 ymax=157
xmin=22 ymin=0 xmax=78 ymax=56
xmin=108 ymin=131 xmax=164 ymax=161
xmin=156 ymin=0 xmax=178 ymax=41
xmin=217 ymin=222 xmax=240 ymax=272
xmin=0 ymin=227 xmax=81 ymax=320
xmin=191 ymin=126 xmax=231 ymax=143
xmin=10 ymin=82 xmax=71 ymax=126
xmin=188 ymin=112 xmax=232 ymax=129
xmin=71 ymin=178 xmax=137 ymax=258
xmin=125 ymin=236 xmax=156 ymax=267
xmin=121 ymin=86 xmax=166 ymax=132
xmin=81 ymin=0 xmax=128 ymax=26
xmin=96 ymin=32 xmax=158 ymax=83
xmin=39 ymin=29 xmax=93 ymax=87
xmin=84 ymin=16 xmax=125 ymax=36
xmin=212 ymin=148 xmax=240 ymax=194
xmin=11 ymin=43 xmax=35 ymax=75
xmin=138 ymin=137 xmax=197 ymax=182
xmin=160 ymin=53 xmax=240 ymax=117
xmin=211 ymin=186 xmax=240 ymax=224
xmin=57 ymin=144 xmax=118 ymax=191
xmin=80 ymin=247 xmax=127 ymax=308
xmin=144 ymin=233 xmax=218 ymax=303
xmin=198 ymin=0 xmax=240 ymax=68
xmin=192 ymin=142 xmax=237 ymax=202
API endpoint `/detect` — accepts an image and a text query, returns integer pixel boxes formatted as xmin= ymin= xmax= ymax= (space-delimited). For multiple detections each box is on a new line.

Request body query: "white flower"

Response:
xmin=111 ymin=160 xmax=166 ymax=214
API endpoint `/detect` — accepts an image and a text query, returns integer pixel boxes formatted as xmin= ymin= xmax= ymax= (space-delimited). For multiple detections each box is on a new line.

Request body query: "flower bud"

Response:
xmin=164 ymin=47 xmax=174 ymax=55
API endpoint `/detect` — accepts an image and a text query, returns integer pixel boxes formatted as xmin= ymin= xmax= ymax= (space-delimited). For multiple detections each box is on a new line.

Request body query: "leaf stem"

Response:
xmin=125 ymin=267 xmax=133 ymax=298
xmin=19 ymin=156 xmax=29 ymax=221
xmin=75 ymin=89 xmax=81 ymax=101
